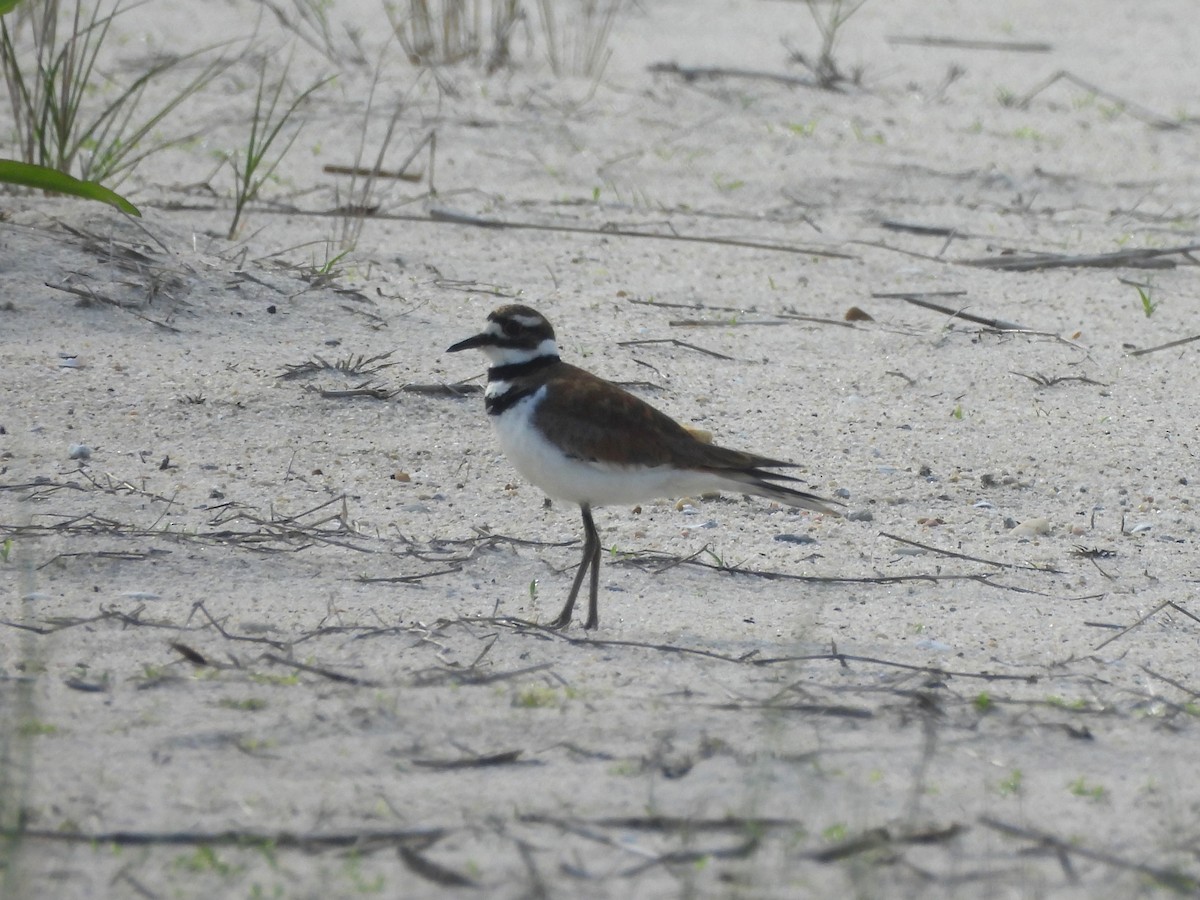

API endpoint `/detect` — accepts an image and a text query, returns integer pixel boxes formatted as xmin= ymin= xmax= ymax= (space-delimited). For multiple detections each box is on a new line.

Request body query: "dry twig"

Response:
xmin=1127 ymin=333 xmax=1200 ymax=357
xmin=1015 ymin=69 xmax=1181 ymax=129
xmin=979 ymin=816 xmax=1198 ymax=892
xmin=888 ymin=35 xmax=1051 ymax=53
xmin=959 ymin=244 xmax=1200 ymax=271
xmin=880 ymin=532 xmax=1062 ymax=573
xmin=872 ymin=291 xmax=1025 ymax=330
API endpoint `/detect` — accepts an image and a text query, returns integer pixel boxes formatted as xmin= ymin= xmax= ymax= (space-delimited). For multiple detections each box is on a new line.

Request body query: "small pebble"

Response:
xmin=847 ymin=509 xmax=873 ymax=522
xmin=68 ymin=443 xmax=92 ymax=460
xmin=1127 ymin=522 xmax=1153 ymax=534
xmin=775 ymin=533 xmax=816 ymax=545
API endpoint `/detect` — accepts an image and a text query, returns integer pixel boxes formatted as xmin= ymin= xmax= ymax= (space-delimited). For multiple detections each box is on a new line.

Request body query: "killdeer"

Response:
xmin=447 ymin=304 xmax=840 ymax=630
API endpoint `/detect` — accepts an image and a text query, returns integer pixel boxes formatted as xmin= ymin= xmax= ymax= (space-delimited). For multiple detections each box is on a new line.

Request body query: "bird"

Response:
xmin=447 ymin=304 xmax=840 ymax=630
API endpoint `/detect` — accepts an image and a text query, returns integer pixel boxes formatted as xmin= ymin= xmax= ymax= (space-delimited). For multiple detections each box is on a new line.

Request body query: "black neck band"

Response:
xmin=486 ymin=385 xmax=541 ymax=416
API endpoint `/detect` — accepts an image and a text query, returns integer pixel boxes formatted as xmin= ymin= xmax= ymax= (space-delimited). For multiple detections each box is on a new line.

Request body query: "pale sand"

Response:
xmin=3 ymin=0 xmax=1200 ymax=896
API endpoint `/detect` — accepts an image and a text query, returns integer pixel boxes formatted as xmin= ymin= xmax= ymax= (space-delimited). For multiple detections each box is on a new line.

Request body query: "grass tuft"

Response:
xmin=389 ymin=0 xmax=523 ymax=72
xmin=535 ymin=0 xmax=622 ymax=78
xmin=263 ymin=0 xmax=366 ymax=67
xmin=0 ymin=0 xmax=232 ymax=185
xmin=790 ymin=0 xmax=869 ymax=90
xmin=224 ymin=51 xmax=332 ymax=238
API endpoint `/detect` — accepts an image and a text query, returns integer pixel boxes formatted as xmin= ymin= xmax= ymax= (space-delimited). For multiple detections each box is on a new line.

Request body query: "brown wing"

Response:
xmin=533 ymin=364 xmax=796 ymax=472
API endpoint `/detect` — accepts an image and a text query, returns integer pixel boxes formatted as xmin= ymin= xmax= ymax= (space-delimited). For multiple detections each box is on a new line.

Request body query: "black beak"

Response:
xmin=446 ymin=333 xmax=492 ymax=353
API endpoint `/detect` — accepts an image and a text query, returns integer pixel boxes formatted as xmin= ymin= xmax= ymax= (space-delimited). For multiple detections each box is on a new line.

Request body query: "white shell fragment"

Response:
xmin=1009 ymin=517 xmax=1051 ymax=537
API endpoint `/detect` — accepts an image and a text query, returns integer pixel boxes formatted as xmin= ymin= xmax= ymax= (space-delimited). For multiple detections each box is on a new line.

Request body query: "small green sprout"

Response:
xmin=1136 ymin=284 xmax=1157 ymax=317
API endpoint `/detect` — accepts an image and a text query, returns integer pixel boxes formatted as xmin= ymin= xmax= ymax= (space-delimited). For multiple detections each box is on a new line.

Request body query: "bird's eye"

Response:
xmin=501 ymin=319 xmax=519 ymax=336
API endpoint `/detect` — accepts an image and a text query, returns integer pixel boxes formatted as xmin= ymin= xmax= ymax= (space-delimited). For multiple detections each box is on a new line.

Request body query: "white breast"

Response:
xmin=490 ymin=387 xmax=725 ymax=507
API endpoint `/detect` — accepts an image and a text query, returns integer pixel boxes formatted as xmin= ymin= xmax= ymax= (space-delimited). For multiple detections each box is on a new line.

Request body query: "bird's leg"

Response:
xmin=582 ymin=506 xmax=602 ymax=630
xmin=549 ymin=504 xmax=598 ymax=629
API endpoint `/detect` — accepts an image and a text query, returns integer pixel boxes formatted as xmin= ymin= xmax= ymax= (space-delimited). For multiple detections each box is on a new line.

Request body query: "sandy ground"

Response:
xmin=3 ymin=0 xmax=1200 ymax=897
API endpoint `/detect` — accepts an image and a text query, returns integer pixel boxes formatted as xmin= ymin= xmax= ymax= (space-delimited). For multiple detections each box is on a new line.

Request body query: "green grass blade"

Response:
xmin=0 ymin=159 xmax=140 ymax=215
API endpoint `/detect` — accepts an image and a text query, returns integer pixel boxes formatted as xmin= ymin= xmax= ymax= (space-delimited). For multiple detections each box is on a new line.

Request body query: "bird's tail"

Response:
xmin=715 ymin=469 xmax=844 ymax=516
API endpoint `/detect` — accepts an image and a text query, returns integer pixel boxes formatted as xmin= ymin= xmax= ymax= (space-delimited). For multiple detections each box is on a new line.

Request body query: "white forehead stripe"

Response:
xmin=512 ymin=313 xmax=546 ymax=328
